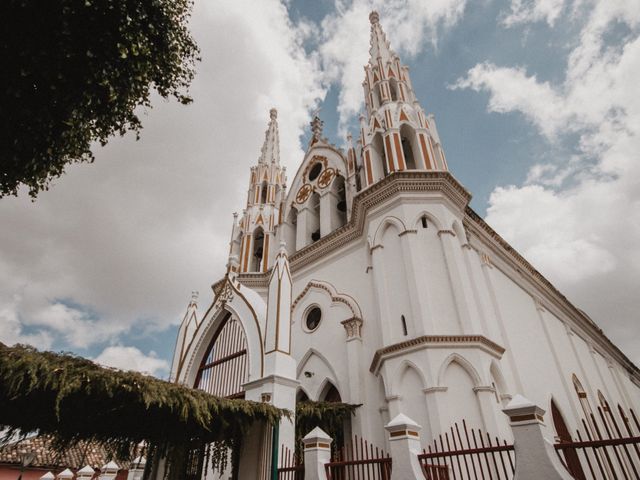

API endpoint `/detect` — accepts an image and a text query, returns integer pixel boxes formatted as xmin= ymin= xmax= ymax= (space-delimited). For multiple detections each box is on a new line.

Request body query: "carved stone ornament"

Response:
xmin=215 ymin=280 xmax=234 ymax=307
xmin=341 ymin=317 xmax=363 ymax=338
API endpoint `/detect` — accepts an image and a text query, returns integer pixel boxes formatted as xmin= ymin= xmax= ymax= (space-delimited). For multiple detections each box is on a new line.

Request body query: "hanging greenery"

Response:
xmin=0 ymin=343 xmax=286 ymax=479
xmin=295 ymin=401 xmax=361 ymax=458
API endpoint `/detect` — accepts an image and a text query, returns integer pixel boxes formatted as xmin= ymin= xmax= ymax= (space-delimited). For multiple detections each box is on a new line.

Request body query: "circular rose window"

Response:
xmin=305 ymin=306 xmax=322 ymax=331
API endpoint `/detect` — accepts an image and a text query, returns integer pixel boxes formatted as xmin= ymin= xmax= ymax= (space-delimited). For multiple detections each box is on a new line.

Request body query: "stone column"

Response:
xmin=502 ymin=395 xmax=573 ymax=480
xmin=342 ymin=317 xmax=368 ymax=439
xmin=296 ymin=205 xmax=311 ymax=250
xmin=370 ymin=244 xmax=393 ymax=343
xmin=398 ymin=229 xmax=430 ymax=335
xmin=319 ymin=190 xmax=340 ymax=236
xmin=242 ymin=242 xmax=299 ymax=479
xmin=438 ymin=229 xmax=479 ymax=333
xmin=384 ymin=414 xmax=424 ymax=480
xmin=474 ymin=385 xmax=499 ymax=435
xmin=303 ymin=427 xmax=332 ymax=480
xmin=423 ymin=386 xmax=449 ymax=442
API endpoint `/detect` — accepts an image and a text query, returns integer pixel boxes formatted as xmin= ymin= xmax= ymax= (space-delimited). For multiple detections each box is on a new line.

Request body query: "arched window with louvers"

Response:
xmin=194 ymin=313 xmax=249 ymax=399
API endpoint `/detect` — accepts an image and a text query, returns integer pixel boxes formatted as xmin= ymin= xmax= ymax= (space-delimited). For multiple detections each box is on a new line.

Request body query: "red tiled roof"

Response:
xmin=0 ymin=436 xmax=112 ymax=470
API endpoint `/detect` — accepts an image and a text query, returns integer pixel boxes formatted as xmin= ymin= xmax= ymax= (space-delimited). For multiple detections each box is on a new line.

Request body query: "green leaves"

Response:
xmin=0 ymin=344 xmax=284 ymax=479
xmin=1 ymin=0 xmax=200 ymax=198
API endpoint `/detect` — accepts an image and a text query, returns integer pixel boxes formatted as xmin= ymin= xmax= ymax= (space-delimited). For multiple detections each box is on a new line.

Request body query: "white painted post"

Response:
xmin=302 ymin=427 xmax=332 ymax=480
xmin=384 ymin=413 xmax=424 ymax=480
xmin=502 ymin=395 xmax=573 ymax=480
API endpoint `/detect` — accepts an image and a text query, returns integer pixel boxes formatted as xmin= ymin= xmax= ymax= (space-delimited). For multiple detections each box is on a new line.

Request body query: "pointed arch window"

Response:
xmin=309 ymin=192 xmax=321 ymax=242
xmin=389 ymin=78 xmax=399 ymax=102
xmin=400 ymin=124 xmax=417 ymax=170
xmin=372 ymin=134 xmax=388 ymax=179
xmin=260 ymin=181 xmax=268 ymax=204
xmin=251 ymin=228 xmax=265 ymax=272
xmin=334 ymin=175 xmax=347 ymax=226
xmin=551 ymin=399 xmax=586 ymax=478
xmin=195 ymin=313 xmax=248 ymax=399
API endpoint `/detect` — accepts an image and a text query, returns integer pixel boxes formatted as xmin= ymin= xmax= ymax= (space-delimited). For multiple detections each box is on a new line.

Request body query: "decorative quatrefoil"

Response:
xmin=296 ymin=184 xmax=312 ymax=204
xmin=317 ymin=168 xmax=335 ymax=188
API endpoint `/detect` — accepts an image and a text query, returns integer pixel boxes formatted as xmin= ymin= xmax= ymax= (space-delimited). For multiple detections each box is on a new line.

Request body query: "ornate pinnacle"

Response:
xmin=310 ymin=115 xmax=324 ymax=142
xmin=189 ymin=291 xmax=199 ymax=307
xmin=369 ymin=11 xmax=379 ymax=24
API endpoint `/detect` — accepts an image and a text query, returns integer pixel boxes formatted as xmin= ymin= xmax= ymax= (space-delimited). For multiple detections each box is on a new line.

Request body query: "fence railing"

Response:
xmin=554 ymin=403 xmax=640 ymax=480
xmin=418 ymin=421 xmax=515 ymax=480
xmin=324 ymin=435 xmax=392 ymax=480
xmin=277 ymin=445 xmax=304 ymax=480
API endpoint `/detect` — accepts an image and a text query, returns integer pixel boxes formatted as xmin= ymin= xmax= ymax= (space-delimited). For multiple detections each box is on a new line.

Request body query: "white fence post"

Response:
xmin=302 ymin=427 xmax=332 ymax=480
xmin=503 ymin=394 xmax=573 ymax=480
xmin=384 ymin=413 xmax=424 ymax=480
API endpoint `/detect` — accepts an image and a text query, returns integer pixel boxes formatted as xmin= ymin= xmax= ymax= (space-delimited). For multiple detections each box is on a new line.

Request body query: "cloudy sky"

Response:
xmin=2 ymin=0 xmax=639 ymax=377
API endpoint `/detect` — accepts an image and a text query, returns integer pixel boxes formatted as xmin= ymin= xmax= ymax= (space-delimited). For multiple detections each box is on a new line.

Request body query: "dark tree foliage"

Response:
xmin=0 ymin=0 xmax=199 ymax=197
xmin=0 ymin=344 xmax=285 ymax=479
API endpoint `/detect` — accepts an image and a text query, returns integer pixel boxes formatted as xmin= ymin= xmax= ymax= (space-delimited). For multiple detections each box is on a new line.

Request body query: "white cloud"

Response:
xmin=451 ymin=63 xmax=566 ymax=140
xmin=0 ymin=294 xmax=53 ymax=349
xmin=94 ymin=346 xmax=169 ymax=377
xmin=0 ymin=0 xmax=324 ymax=354
xmin=456 ymin=0 xmax=640 ymax=362
xmin=318 ymin=0 xmax=467 ymax=135
xmin=501 ymin=0 xmax=567 ymax=27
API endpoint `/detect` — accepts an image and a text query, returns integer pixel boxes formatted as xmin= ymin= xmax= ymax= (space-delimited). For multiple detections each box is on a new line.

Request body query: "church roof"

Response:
xmin=0 ymin=435 xmax=116 ymax=471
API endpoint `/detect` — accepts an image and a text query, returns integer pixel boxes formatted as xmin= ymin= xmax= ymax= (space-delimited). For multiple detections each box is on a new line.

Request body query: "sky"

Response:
xmin=1 ymin=0 xmax=639 ymax=377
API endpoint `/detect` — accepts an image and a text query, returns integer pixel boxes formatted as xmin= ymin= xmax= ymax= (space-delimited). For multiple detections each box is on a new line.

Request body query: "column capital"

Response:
xmin=341 ymin=317 xmax=363 ymax=339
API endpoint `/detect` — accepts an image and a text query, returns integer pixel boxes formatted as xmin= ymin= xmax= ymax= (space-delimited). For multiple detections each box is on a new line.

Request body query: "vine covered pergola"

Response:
xmin=0 ymin=343 xmax=286 ymax=479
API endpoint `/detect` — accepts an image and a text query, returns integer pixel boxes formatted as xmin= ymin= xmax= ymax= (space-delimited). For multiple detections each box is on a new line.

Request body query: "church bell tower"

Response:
xmin=229 ymin=109 xmax=287 ymax=273
xmin=360 ymin=11 xmax=449 ymax=188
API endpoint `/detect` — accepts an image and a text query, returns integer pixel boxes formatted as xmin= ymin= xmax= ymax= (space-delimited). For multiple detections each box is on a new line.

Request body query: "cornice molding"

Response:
xmin=369 ymin=335 xmax=505 ymax=375
xmin=289 ymin=171 xmax=471 ymax=271
xmin=463 ymin=207 xmax=640 ymax=381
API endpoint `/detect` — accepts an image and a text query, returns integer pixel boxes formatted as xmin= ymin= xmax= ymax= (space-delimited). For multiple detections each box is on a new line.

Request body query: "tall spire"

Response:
xmin=230 ymin=109 xmax=287 ymax=273
xmin=259 ymin=108 xmax=280 ymax=165
xmin=359 ymin=11 xmax=449 ymax=189
xmin=368 ymin=11 xmax=396 ymax=66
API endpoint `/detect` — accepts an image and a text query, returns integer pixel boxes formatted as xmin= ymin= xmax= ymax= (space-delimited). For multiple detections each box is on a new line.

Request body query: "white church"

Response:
xmin=170 ymin=10 xmax=640 ymax=475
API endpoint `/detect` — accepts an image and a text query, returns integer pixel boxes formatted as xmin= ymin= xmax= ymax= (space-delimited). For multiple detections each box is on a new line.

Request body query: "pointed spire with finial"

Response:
xmin=258 ymin=108 xmax=280 ymax=165
xmin=368 ymin=10 xmax=397 ymax=66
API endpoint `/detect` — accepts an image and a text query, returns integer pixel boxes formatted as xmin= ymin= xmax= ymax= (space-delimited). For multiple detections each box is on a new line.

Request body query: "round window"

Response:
xmin=305 ymin=306 xmax=322 ymax=331
xmin=308 ymin=163 xmax=323 ymax=181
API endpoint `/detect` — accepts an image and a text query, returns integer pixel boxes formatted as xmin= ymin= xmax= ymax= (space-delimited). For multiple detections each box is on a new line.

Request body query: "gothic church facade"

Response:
xmin=170 ymin=10 xmax=640 ymax=466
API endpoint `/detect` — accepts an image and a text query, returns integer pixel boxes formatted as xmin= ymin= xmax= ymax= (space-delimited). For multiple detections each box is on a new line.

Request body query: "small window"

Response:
xmin=305 ymin=306 xmax=322 ymax=331
xmin=421 ymin=216 xmax=428 ymax=228
xmin=401 ymin=315 xmax=408 ymax=336
xmin=309 ymin=163 xmax=323 ymax=181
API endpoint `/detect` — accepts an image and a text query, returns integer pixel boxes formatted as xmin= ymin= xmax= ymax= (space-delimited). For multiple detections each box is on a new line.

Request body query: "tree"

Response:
xmin=0 ymin=0 xmax=199 ymax=198
xmin=0 ymin=343 xmax=285 ymax=479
